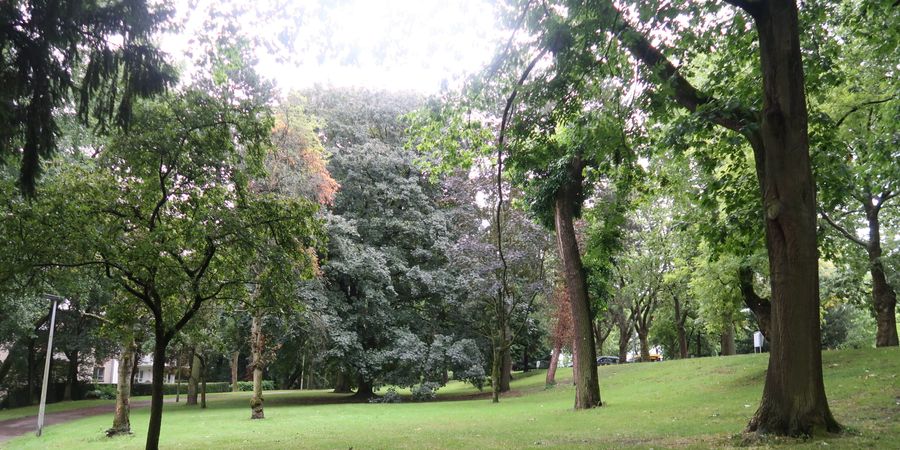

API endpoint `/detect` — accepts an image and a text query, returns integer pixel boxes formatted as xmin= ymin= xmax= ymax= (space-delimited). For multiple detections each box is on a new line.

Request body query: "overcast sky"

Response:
xmin=160 ymin=0 xmax=504 ymax=94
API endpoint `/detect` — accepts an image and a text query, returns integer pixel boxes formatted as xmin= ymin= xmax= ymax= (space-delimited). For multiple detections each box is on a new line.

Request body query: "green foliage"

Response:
xmin=0 ymin=0 xmax=176 ymax=194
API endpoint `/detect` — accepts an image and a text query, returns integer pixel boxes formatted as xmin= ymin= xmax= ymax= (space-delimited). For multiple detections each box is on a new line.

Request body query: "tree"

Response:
xmin=0 ymin=0 xmax=175 ymax=195
xmin=493 ymin=0 xmax=839 ymax=434
xmin=814 ymin=0 xmax=899 ymax=347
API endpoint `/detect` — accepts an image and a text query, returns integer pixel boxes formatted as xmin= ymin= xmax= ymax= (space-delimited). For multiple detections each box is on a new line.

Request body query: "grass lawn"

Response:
xmin=4 ymin=347 xmax=898 ymax=449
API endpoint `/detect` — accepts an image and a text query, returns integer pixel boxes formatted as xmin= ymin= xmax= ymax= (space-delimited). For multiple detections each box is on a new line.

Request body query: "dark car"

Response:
xmin=596 ymin=356 xmax=619 ymax=366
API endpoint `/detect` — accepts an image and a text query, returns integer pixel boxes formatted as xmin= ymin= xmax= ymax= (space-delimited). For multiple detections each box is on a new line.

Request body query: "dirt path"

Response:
xmin=0 ymin=399 xmax=154 ymax=444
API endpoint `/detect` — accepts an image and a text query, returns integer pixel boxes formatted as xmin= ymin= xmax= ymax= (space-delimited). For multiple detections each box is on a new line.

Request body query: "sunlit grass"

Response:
xmin=4 ymin=347 xmax=898 ymax=449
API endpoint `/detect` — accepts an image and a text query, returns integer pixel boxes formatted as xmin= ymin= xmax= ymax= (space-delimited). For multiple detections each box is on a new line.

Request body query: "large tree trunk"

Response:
xmin=616 ymin=315 xmax=631 ymax=363
xmin=186 ymin=350 xmax=200 ymax=405
xmin=553 ymin=160 xmax=601 ymax=409
xmin=107 ymin=337 xmax=136 ymax=436
xmin=333 ymin=369 xmax=352 ymax=393
xmin=250 ymin=314 xmax=265 ymax=419
xmin=739 ymin=265 xmax=772 ymax=340
xmin=720 ymin=322 xmax=736 ymax=356
xmin=230 ymin=351 xmax=240 ymax=392
xmin=866 ymin=209 xmax=899 ymax=347
xmin=637 ymin=330 xmax=650 ymax=362
xmin=352 ymin=375 xmax=374 ymax=400
xmin=545 ymin=343 xmax=560 ymax=385
xmin=673 ymin=295 xmax=689 ymax=359
xmin=145 ymin=335 xmax=168 ymax=450
xmin=743 ymin=0 xmax=839 ymax=435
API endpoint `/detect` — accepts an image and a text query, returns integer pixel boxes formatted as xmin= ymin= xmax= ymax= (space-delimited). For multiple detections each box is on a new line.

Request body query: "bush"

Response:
xmin=410 ymin=382 xmax=439 ymax=402
xmin=84 ymin=385 xmax=116 ymax=400
xmin=369 ymin=387 xmax=402 ymax=403
xmin=237 ymin=380 xmax=275 ymax=391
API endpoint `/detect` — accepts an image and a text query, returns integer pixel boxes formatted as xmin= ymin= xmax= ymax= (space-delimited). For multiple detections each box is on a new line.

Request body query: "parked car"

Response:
xmin=596 ymin=356 xmax=619 ymax=366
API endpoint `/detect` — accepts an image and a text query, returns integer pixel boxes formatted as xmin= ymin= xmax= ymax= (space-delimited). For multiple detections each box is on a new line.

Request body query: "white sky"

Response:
xmin=159 ymin=0 xmax=504 ymax=94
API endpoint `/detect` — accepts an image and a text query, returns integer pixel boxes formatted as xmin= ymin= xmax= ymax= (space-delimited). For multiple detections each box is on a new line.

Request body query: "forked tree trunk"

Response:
xmin=637 ymin=331 xmax=650 ymax=362
xmin=742 ymin=0 xmax=839 ymax=435
xmin=554 ymin=162 xmax=601 ymax=409
xmin=250 ymin=314 xmax=265 ymax=419
xmin=546 ymin=344 xmax=561 ymax=385
xmin=187 ymin=351 xmax=200 ymax=405
xmin=231 ymin=351 xmax=240 ymax=392
xmin=108 ymin=337 xmax=136 ymax=436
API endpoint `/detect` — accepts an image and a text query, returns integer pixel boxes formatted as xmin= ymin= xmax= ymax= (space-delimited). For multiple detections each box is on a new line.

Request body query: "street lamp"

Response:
xmin=36 ymin=294 xmax=63 ymax=437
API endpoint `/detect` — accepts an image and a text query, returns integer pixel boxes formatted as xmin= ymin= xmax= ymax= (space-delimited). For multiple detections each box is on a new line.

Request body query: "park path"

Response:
xmin=0 ymin=399 xmax=154 ymax=444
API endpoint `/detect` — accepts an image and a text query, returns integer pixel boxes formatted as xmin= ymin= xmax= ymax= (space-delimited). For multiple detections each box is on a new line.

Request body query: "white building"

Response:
xmin=93 ymin=356 xmax=177 ymax=385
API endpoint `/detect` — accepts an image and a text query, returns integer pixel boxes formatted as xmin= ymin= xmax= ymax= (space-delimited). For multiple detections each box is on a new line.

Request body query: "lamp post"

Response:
xmin=36 ymin=294 xmax=62 ymax=437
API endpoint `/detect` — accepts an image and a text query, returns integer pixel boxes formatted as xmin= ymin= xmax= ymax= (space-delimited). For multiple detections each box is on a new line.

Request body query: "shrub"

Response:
xmin=369 ymin=387 xmax=402 ymax=403
xmin=410 ymin=382 xmax=439 ymax=402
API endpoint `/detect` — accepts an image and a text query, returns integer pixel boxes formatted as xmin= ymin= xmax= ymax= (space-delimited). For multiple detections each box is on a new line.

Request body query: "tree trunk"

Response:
xmin=333 ymin=369 xmax=351 ymax=393
xmin=231 ymin=351 xmax=240 ymax=392
xmin=175 ymin=354 xmax=181 ymax=403
xmin=739 ymin=265 xmax=772 ymax=340
xmin=673 ymin=295 xmax=689 ymax=359
xmin=250 ymin=314 xmax=265 ymax=419
xmin=187 ymin=350 xmax=200 ymax=405
xmin=500 ymin=345 xmax=512 ymax=392
xmin=199 ymin=356 xmax=207 ymax=409
xmin=490 ymin=343 xmax=501 ymax=403
xmin=108 ymin=337 xmax=135 ymax=436
xmin=546 ymin=343 xmax=560 ymax=385
xmin=522 ymin=340 xmax=530 ymax=373
xmin=637 ymin=330 xmax=650 ymax=362
xmin=744 ymin=0 xmax=839 ymax=435
xmin=866 ymin=210 xmax=899 ymax=347
xmin=720 ymin=321 xmax=736 ymax=356
xmin=145 ymin=336 xmax=168 ymax=450
xmin=553 ymin=158 xmax=601 ymax=409
xmin=593 ymin=319 xmax=611 ymax=357
xmin=617 ymin=318 xmax=630 ymax=363
xmin=352 ymin=375 xmax=374 ymax=400
xmin=64 ymin=349 xmax=79 ymax=401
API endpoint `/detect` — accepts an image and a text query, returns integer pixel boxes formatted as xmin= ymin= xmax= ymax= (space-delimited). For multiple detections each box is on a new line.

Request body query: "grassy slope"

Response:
xmin=4 ymin=347 xmax=898 ymax=449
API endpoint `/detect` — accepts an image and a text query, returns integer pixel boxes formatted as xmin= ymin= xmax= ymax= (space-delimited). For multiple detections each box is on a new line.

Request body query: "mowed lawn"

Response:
xmin=4 ymin=347 xmax=898 ymax=449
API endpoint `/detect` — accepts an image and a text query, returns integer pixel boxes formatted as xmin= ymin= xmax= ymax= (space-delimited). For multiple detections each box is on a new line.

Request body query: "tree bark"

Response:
xmin=739 ymin=265 xmax=771 ymax=340
xmin=64 ymin=350 xmax=79 ymax=401
xmin=145 ymin=335 xmax=168 ymax=450
xmin=500 ymin=345 xmax=512 ymax=392
xmin=554 ymin=157 xmax=601 ymax=409
xmin=186 ymin=350 xmax=200 ymax=405
xmin=546 ymin=343 xmax=560 ymax=385
xmin=490 ymin=343 xmax=501 ymax=403
xmin=637 ymin=330 xmax=650 ymax=362
xmin=616 ymin=311 xmax=631 ymax=363
xmin=199 ymin=356 xmax=207 ymax=409
xmin=352 ymin=375 xmax=374 ymax=400
xmin=673 ymin=295 xmax=689 ymax=359
xmin=107 ymin=337 xmax=136 ymax=436
xmin=230 ymin=350 xmax=240 ymax=392
xmin=740 ymin=0 xmax=839 ymax=435
xmin=250 ymin=314 xmax=265 ymax=419
xmin=720 ymin=321 xmax=736 ymax=356
xmin=865 ymin=208 xmax=899 ymax=347
xmin=333 ymin=369 xmax=352 ymax=393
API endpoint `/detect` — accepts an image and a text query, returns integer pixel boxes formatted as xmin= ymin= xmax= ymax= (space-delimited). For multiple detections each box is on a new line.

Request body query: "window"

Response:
xmin=93 ymin=367 xmax=105 ymax=382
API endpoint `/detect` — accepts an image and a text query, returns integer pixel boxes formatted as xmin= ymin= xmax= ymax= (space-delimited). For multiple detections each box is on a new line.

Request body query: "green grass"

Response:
xmin=4 ymin=347 xmax=898 ymax=449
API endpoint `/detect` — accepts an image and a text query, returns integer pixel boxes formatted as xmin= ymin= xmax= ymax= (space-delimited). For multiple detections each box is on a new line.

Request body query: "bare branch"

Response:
xmin=834 ymin=96 xmax=897 ymax=128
